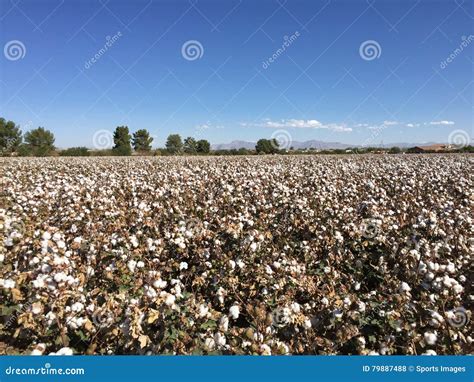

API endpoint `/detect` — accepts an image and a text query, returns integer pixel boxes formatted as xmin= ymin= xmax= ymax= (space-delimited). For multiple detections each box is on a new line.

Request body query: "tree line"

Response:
xmin=2 ymin=117 xmax=473 ymax=157
xmin=0 ymin=118 xmax=211 ymax=157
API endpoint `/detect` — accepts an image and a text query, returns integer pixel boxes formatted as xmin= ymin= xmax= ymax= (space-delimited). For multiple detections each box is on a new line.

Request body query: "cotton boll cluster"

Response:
xmin=0 ymin=155 xmax=471 ymax=355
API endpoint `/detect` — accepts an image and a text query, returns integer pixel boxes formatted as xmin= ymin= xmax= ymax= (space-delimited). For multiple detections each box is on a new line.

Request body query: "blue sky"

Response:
xmin=0 ymin=0 xmax=473 ymax=148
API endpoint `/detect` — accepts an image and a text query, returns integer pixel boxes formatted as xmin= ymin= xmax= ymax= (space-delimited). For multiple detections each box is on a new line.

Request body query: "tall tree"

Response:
xmin=183 ymin=137 xmax=197 ymax=154
xmin=196 ymin=139 xmax=210 ymax=154
xmin=24 ymin=127 xmax=55 ymax=156
xmin=256 ymin=138 xmax=279 ymax=154
xmin=113 ymin=126 xmax=132 ymax=156
xmin=132 ymin=129 xmax=153 ymax=152
xmin=165 ymin=134 xmax=183 ymax=154
xmin=0 ymin=118 xmax=22 ymax=155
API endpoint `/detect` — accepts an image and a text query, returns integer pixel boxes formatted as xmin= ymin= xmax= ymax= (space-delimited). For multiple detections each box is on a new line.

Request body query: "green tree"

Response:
xmin=165 ymin=134 xmax=183 ymax=154
xmin=0 ymin=118 xmax=22 ymax=155
xmin=113 ymin=126 xmax=132 ymax=156
xmin=24 ymin=127 xmax=55 ymax=156
xmin=256 ymin=139 xmax=279 ymax=154
xmin=196 ymin=139 xmax=210 ymax=154
xmin=132 ymin=129 xmax=153 ymax=152
xmin=389 ymin=146 xmax=401 ymax=154
xmin=183 ymin=137 xmax=197 ymax=154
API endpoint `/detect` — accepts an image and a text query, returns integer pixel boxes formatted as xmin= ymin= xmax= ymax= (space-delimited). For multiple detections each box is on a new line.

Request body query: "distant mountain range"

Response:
xmin=211 ymin=140 xmax=441 ymax=150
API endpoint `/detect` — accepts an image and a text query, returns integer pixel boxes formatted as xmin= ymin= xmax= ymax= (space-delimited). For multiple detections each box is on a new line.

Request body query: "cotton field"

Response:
xmin=0 ymin=155 xmax=472 ymax=355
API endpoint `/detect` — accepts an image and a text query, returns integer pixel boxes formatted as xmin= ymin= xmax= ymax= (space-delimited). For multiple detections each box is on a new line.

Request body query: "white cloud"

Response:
xmin=430 ymin=120 xmax=454 ymax=125
xmin=382 ymin=120 xmax=398 ymax=126
xmin=260 ymin=119 xmax=352 ymax=132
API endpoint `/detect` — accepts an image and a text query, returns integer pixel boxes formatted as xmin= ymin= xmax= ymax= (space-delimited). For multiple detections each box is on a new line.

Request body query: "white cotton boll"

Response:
xmin=357 ymin=301 xmax=366 ymax=312
xmin=333 ymin=309 xmax=343 ymax=319
xmin=41 ymin=263 xmax=52 ymax=273
xmin=250 ymin=242 xmax=257 ymax=251
xmin=216 ymin=287 xmax=225 ymax=304
xmin=290 ymin=302 xmax=300 ymax=313
xmin=260 ymin=344 xmax=272 ymax=355
xmin=3 ymin=279 xmax=16 ymax=289
xmin=321 ymin=297 xmax=329 ymax=306
xmin=71 ymin=302 xmax=84 ymax=313
xmin=32 ymin=303 xmax=42 ymax=314
xmin=219 ymin=316 xmax=229 ymax=332
xmin=343 ymin=297 xmax=351 ymax=307
xmin=354 ymin=282 xmax=361 ymax=291
xmin=53 ymin=272 xmax=67 ymax=283
xmin=127 ymin=260 xmax=137 ymax=272
xmin=136 ymin=261 xmax=145 ymax=268
xmin=303 ymin=319 xmax=312 ymax=329
xmin=53 ymin=347 xmax=73 ymax=356
xmin=453 ymin=284 xmax=463 ymax=294
xmin=430 ymin=311 xmax=444 ymax=323
xmin=42 ymin=232 xmax=51 ymax=240
xmin=145 ymin=285 xmax=157 ymax=298
xmin=214 ymin=332 xmax=226 ymax=347
xmin=323 ymin=266 xmax=331 ymax=274
xmin=424 ymin=332 xmax=437 ymax=345
xmin=273 ymin=261 xmax=281 ymax=269
xmin=179 ymin=262 xmax=188 ymax=270
xmin=204 ymin=337 xmax=215 ymax=350
xmin=399 ymin=282 xmax=411 ymax=293
xmin=57 ymin=240 xmax=66 ymax=249
xmin=229 ymin=305 xmax=240 ymax=320
xmin=164 ymin=294 xmax=176 ymax=307
xmin=265 ymin=265 xmax=273 ymax=275
xmin=153 ymin=279 xmax=167 ymax=289
xmin=236 ymin=259 xmax=245 ymax=269
xmin=229 ymin=260 xmax=236 ymax=269
xmin=423 ymin=350 xmax=437 ymax=355
xmin=357 ymin=336 xmax=366 ymax=348
xmin=198 ymin=304 xmax=209 ymax=318
xmin=0 ymin=254 xmax=4 ymax=262
xmin=446 ymin=262 xmax=455 ymax=273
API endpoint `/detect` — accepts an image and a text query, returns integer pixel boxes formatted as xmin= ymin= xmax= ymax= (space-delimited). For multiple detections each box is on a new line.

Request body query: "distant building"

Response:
xmin=410 ymin=144 xmax=452 ymax=153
